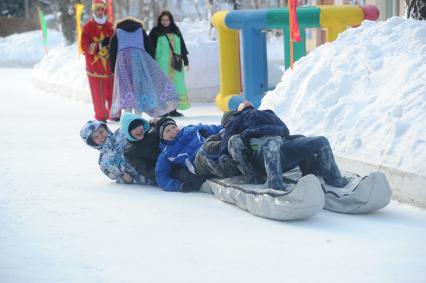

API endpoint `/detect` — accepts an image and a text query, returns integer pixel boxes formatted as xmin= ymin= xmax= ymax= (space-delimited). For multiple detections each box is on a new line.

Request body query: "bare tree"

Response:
xmin=406 ymin=0 xmax=426 ymax=20
xmin=139 ymin=0 xmax=145 ymax=20
xmin=58 ymin=0 xmax=75 ymax=45
xmin=229 ymin=0 xmax=240 ymax=9
xmin=192 ymin=0 xmax=203 ymax=19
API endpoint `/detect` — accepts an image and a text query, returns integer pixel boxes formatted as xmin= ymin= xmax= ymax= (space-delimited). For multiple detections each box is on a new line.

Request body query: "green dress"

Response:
xmin=155 ymin=33 xmax=190 ymax=110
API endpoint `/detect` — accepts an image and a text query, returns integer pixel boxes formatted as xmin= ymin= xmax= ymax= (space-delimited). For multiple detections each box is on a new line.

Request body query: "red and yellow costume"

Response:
xmin=81 ymin=18 xmax=114 ymax=121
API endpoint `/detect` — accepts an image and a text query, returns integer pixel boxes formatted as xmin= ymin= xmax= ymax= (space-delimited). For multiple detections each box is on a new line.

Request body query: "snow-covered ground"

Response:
xmin=1 ymin=15 xmax=426 ymax=282
xmin=1 ymin=67 xmax=426 ymax=283
xmin=0 ymin=29 xmax=64 ymax=66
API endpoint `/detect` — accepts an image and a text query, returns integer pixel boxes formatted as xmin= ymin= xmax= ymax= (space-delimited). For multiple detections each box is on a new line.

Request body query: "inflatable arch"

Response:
xmin=212 ymin=5 xmax=380 ymax=111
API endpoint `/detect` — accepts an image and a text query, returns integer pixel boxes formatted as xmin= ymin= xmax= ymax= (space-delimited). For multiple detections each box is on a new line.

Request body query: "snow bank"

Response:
xmin=32 ymin=45 xmax=91 ymax=101
xmin=0 ymin=29 xmax=63 ymax=65
xmin=262 ymin=17 xmax=426 ymax=176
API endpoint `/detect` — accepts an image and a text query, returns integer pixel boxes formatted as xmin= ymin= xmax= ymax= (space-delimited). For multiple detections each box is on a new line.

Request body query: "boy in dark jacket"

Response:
xmin=121 ymin=112 xmax=159 ymax=184
xmin=155 ymin=118 xmax=222 ymax=192
xmin=122 ymin=113 xmax=203 ymax=190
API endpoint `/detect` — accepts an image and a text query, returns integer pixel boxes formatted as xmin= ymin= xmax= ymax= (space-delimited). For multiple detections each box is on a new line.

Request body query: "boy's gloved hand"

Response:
xmin=181 ymin=181 xmax=196 ymax=193
xmin=199 ymin=128 xmax=210 ymax=138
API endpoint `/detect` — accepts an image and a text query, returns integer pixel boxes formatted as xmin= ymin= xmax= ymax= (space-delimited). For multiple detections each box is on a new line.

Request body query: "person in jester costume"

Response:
xmin=81 ymin=0 xmax=116 ymax=122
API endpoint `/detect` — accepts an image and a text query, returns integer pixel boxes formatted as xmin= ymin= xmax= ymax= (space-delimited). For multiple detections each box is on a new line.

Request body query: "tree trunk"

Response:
xmin=139 ymin=0 xmax=145 ymax=20
xmin=59 ymin=0 xmax=75 ymax=45
xmin=193 ymin=0 xmax=202 ymax=19
xmin=406 ymin=0 xmax=426 ymax=20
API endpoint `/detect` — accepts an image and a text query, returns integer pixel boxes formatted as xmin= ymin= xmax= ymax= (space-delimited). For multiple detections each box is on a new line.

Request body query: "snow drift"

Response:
xmin=262 ymin=17 xmax=426 ymax=176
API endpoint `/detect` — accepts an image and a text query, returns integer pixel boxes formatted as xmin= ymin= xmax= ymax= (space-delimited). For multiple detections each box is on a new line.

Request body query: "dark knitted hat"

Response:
xmin=156 ymin=117 xmax=177 ymax=140
xmin=221 ymin=110 xmax=237 ymax=127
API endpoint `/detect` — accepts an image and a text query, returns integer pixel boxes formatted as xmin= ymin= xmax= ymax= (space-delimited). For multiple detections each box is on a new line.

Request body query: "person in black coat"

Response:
xmin=149 ymin=10 xmax=191 ymax=117
xmin=149 ymin=12 xmax=189 ymax=65
xmin=121 ymin=112 xmax=204 ymax=192
xmin=221 ymin=101 xmax=348 ymax=190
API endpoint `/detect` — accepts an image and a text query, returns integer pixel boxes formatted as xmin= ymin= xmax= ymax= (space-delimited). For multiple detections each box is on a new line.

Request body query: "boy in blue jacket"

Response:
xmin=155 ymin=118 xmax=222 ymax=192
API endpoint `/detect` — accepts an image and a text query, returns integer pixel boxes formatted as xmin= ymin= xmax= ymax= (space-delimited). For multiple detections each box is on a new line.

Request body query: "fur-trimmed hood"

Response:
xmin=114 ymin=16 xmax=144 ymax=32
xmin=120 ymin=112 xmax=151 ymax=142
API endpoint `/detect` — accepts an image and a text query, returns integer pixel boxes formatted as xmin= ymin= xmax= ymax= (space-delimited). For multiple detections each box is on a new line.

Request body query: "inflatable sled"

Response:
xmin=204 ymin=174 xmax=324 ymax=221
xmin=283 ymin=169 xmax=392 ymax=214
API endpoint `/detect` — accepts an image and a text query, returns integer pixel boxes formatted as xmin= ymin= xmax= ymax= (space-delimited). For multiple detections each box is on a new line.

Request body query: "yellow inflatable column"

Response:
xmin=320 ymin=5 xmax=364 ymax=42
xmin=212 ymin=11 xmax=242 ymax=111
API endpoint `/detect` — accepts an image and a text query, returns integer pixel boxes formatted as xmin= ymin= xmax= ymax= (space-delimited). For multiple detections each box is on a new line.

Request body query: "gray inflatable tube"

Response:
xmin=203 ymin=174 xmax=325 ymax=221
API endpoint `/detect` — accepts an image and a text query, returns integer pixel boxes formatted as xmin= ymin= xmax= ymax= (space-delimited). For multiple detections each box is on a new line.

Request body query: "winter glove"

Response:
xmin=181 ymin=181 xmax=195 ymax=193
xmin=101 ymin=37 xmax=110 ymax=48
xmin=180 ymin=179 xmax=205 ymax=192
xmin=199 ymin=127 xmax=210 ymax=138
xmin=172 ymin=167 xmax=206 ymax=192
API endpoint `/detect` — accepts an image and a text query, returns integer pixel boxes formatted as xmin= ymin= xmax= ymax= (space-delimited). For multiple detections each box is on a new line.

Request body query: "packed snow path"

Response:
xmin=0 ymin=68 xmax=425 ymax=283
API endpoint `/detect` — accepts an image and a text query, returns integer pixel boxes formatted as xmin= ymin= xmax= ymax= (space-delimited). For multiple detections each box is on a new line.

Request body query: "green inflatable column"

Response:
xmin=267 ymin=7 xmax=320 ymax=69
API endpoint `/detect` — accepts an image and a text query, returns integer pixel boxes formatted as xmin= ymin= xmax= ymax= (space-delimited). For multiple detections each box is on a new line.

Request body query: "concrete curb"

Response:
xmin=336 ymin=157 xmax=426 ymax=208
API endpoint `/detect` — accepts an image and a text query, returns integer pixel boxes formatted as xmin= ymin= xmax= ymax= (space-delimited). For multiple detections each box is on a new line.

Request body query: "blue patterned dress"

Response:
xmin=111 ymin=28 xmax=178 ymax=118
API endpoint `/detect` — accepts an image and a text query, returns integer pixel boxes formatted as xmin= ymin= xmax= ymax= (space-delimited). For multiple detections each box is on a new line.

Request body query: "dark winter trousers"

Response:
xmin=194 ymin=150 xmax=240 ymax=179
xmin=251 ymin=135 xmax=347 ymax=188
xmin=228 ymin=135 xmax=262 ymax=184
xmin=227 ymin=135 xmax=347 ymax=188
xmin=228 ymin=135 xmax=286 ymax=189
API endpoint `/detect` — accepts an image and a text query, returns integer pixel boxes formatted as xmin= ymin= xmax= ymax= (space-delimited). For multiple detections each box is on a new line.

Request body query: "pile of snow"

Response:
xmin=0 ymin=29 xmax=63 ymax=66
xmin=32 ymin=19 xmax=220 ymax=101
xmin=32 ymin=45 xmax=91 ymax=101
xmin=262 ymin=17 xmax=426 ymax=176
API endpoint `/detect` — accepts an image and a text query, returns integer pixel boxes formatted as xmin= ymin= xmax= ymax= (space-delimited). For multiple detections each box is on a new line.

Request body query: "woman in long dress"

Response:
xmin=109 ymin=17 xmax=178 ymax=118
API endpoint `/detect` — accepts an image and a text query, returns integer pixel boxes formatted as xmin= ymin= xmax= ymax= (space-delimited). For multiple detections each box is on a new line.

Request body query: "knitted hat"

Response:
xmin=92 ymin=0 xmax=106 ymax=11
xmin=221 ymin=110 xmax=237 ymax=127
xmin=156 ymin=117 xmax=177 ymax=140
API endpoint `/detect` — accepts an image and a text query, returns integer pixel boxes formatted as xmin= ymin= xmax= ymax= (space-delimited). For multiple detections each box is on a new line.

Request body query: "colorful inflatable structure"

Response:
xmin=212 ymin=5 xmax=380 ymax=111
